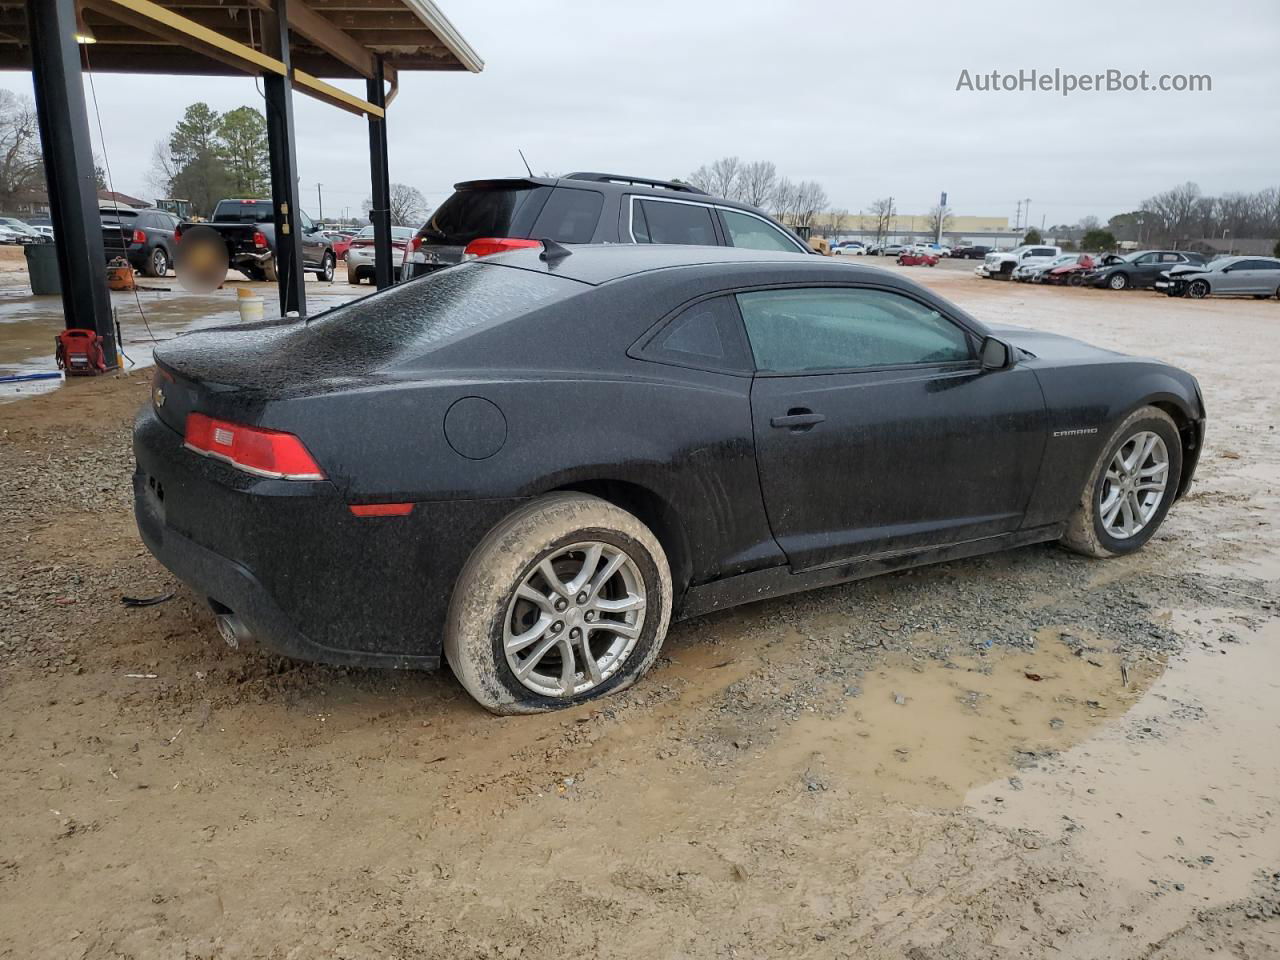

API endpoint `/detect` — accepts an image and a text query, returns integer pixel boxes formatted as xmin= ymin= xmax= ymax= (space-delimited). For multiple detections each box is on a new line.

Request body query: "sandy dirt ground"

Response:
xmin=1 ymin=262 xmax=1277 ymax=959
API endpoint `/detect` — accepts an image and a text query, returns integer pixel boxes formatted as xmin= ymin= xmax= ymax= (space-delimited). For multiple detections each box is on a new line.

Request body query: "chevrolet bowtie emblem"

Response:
xmin=154 ymin=387 xmax=166 ymax=408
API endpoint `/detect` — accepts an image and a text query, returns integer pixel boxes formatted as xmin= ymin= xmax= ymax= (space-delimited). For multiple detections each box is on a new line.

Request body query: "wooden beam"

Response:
xmin=281 ymin=0 xmax=374 ymax=77
xmin=293 ymin=68 xmax=382 ymax=117
xmin=82 ymin=0 xmax=286 ymax=74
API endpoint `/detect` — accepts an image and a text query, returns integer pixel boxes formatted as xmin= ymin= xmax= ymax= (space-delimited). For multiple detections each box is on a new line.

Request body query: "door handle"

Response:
xmin=770 ymin=409 xmax=826 ymax=431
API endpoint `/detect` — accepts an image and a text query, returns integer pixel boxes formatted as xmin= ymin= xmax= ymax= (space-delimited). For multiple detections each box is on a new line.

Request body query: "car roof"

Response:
xmin=449 ymin=172 xmax=780 ymax=218
xmin=477 ymin=243 xmax=864 ymax=286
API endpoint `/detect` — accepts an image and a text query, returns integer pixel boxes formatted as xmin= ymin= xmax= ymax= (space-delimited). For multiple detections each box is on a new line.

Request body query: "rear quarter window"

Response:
xmin=530 ymin=188 xmax=604 ymax=243
xmin=632 ymin=200 xmax=718 ymax=246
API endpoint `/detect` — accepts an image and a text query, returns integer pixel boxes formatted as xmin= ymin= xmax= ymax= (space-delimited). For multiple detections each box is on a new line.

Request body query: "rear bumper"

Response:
xmin=132 ymin=404 xmax=524 ymax=670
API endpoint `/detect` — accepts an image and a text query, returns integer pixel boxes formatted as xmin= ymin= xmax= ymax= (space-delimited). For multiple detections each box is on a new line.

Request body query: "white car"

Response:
xmin=832 ymin=241 xmax=866 ymax=255
xmin=978 ymin=244 xmax=1062 ymax=279
xmin=0 ymin=226 xmax=25 ymax=244
xmin=345 ymin=225 xmax=417 ymax=284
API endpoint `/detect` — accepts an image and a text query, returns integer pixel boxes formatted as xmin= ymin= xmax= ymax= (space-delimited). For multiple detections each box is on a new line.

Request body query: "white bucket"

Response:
xmin=237 ymin=293 xmax=265 ymax=323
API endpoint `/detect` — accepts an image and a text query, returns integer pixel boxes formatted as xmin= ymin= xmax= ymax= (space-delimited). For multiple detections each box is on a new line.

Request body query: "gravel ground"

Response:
xmin=1 ymin=271 xmax=1277 ymax=959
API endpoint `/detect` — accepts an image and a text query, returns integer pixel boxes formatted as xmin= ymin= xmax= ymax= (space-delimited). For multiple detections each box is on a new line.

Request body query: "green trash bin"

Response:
xmin=24 ymin=242 xmax=60 ymax=296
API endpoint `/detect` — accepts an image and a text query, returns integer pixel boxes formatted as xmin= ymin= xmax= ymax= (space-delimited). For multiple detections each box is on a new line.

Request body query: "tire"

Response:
xmin=315 ymin=252 xmax=335 ymax=282
xmin=1068 ymin=273 xmax=1085 ymax=287
xmin=262 ymin=256 xmax=278 ymax=283
xmin=143 ymin=246 xmax=168 ymax=278
xmin=1061 ymin=406 xmax=1182 ymax=559
xmin=445 ymin=493 xmax=673 ymax=715
xmin=1108 ymin=272 xmax=1129 ymax=291
xmin=1187 ymin=279 xmax=1209 ymax=299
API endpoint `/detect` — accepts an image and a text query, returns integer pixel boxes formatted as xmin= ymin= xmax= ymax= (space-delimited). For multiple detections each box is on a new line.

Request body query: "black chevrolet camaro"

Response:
xmin=134 ymin=245 xmax=1205 ymax=713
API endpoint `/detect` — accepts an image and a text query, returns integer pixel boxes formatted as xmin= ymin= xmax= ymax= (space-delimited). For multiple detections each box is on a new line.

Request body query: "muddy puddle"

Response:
xmin=968 ymin=613 xmax=1280 ymax=941
xmin=784 ymin=630 xmax=1163 ymax=807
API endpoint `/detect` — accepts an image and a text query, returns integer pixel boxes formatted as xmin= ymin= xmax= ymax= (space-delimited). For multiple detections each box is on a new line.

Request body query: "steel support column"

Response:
xmin=26 ymin=0 xmax=115 ymax=365
xmin=366 ymin=58 xmax=392 ymax=288
xmin=261 ymin=0 xmax=306 ymax=316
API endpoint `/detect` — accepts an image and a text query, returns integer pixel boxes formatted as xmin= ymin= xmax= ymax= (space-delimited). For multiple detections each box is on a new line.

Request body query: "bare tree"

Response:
xmin=706 ymin=156 xmax=743 ymax=199
xmin=146 ymin=140 xmax=178 ymax=200
xmin=825 ymin=207 xmax=848 ymax=238
xmin=737 ymin=160 xmax=777 ymax=208
xmin=1078 ymin=215 xmax=1101 ymax=233
xmin=1142 ymin=181 xmax=1203 ymax=246
xmin=0 ymin=89 xmax=44 ymax=213
xmin=365 ymin=183 xmax=428 ymax=226
xmin=792 ymin=180 xmax=828 ymax=229
xmin=924 ymin=204 xmax=953 ymax=238
xmin=869 ymin=196 xmax=896 ymax=243
xmin=770 ymin=178 xmax=798 ymax=224
xmin=686 ymin=164 xmax=713 ymax=193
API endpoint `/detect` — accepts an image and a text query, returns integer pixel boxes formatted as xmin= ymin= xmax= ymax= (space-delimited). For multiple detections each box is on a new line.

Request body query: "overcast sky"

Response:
xmin=5 ymin=0 xmax=1278 ymax=226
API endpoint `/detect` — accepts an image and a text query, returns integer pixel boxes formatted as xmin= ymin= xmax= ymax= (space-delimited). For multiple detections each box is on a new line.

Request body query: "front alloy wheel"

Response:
xmin=1097 ymin=432 xmax=1169 ymax=540
xmin=1108 ymin=273 xmax=1129 ymax=290
xmin=1062 ymin=406 xmax=1182 ymax=558
xmin=1187 ymin=279 xmax=1210 ymax=299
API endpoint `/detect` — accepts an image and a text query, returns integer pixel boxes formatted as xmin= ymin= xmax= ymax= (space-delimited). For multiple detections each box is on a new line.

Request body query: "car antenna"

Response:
xmin=518 ymin=148 xmax=534 ymax=177
xmin=539 ymin=239 xmax=571 ymax=263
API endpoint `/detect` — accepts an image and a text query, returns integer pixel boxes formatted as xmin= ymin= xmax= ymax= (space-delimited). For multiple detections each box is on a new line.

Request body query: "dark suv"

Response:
xmin=400 ymin=172 xmax=811 ymax=280
xmin=101 ymin=207 xmax=180 ymax=277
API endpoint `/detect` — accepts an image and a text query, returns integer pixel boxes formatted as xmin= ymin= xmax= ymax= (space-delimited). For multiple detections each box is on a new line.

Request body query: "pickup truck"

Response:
xmin=177 ymin=199 xmax=335 ymax=282
xmin=977 ymin=244 xmax=1061 ymax=279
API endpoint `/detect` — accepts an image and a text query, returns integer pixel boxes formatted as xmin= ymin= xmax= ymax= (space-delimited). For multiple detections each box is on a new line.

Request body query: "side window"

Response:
xmin=634 ymin=296 xmax=752 ymax=374
xmin=633 ymin=200 xmax=717 ymax=246
xmin=719 ymin=209 xmax=802 ymax=253
xmin=735 ymin=288 xmax=972 ymax=374
xmin=1033 ymin=248 xmax=1055 ymax=257
xmin=1254 ymin=260 xmax=1280 ymax=270
xmin=299 ymin=211 xmax=314 ymax=232
xmin=1135 ymin=253 xmax=1157 ymax=264
xmin=1159 ymin=253 xmax=1182 ymax=263
xmin=531 ymin=188 xmax=603 ymax=243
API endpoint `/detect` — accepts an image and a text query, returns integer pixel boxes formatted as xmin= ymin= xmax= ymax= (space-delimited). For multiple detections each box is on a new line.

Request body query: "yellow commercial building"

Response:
xmin=819 ymin=212 xmax=1011 ymax=235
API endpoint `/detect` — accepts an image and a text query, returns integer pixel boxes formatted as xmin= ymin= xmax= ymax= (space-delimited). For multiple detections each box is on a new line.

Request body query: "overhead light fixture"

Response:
xmin=74 ymin=6 xmax=96 ymax=44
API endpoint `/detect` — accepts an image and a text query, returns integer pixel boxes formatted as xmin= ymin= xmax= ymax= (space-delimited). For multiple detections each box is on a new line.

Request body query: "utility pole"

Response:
xmin=316 ymin=183 xmax=323 ymax=223
xmin=1014 ymin=200 xmax=1022 ymax=232
xmin=1024 ymin=198 xmax=1032 ymax=235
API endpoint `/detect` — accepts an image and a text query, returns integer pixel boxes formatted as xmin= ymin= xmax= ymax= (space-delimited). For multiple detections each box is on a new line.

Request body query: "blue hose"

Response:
xmin=0 ymin=371 xmax=63 ymax=384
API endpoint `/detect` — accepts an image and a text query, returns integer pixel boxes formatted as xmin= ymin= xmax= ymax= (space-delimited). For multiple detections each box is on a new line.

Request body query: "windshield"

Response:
xmin=213 ymin=200 xmax=273 ymax=224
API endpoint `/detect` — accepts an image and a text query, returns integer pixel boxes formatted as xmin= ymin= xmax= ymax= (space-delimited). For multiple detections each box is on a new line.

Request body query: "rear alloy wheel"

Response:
xmin=262 ymin=256 xmax=278 ymax=283
xmin=316 ymin=252 xmax=335 ymax=282
xmin=1062 ymin=406 xmax=1182 ymax=558
xmin=144 ymin=246 xmax=168 ymax=277
xmin=1108 ymin=273 xmax=1129 ymax=290
xmin=1187 ymin=279 xmax=1210 ymax=299
xmin=446 ymin=493 xmax=672 ymax=714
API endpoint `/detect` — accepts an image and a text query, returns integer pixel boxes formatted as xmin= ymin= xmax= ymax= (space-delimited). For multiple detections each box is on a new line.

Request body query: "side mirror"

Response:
xmin=980 ymin=336 xmax=1014 ymax=371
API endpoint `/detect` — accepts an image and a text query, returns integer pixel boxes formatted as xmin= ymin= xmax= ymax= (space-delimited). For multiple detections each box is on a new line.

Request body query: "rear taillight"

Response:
xmin=174 ymin=225 xmax=183 ymax=241
xmin=133 ymin=229 xmax=146 ymax=244
xmin=184 ymin=413 xmax=325 ymax=481
xmin=252 ymin=230 xmax=268 ymax=249
xmin=461 ymin=237 xmax=541 ymax=260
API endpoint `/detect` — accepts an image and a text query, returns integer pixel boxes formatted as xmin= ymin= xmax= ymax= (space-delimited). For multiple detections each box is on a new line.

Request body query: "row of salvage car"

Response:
xmin=978 ymin=245 xmax=1280 ymax=299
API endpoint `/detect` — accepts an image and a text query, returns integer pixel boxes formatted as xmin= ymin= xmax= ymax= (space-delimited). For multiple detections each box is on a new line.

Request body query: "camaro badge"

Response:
xmin=1052 ymin=427 xmax=1098 ymax=437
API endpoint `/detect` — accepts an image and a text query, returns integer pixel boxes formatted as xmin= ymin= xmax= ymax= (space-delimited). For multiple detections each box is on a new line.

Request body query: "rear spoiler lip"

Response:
xmin=453 ymin=177 xmax=548 ymax=191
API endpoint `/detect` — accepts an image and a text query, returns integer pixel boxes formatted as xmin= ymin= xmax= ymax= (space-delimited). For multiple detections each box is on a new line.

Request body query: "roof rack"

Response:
xmin=563 ymin=172 xmax=708 ymax=195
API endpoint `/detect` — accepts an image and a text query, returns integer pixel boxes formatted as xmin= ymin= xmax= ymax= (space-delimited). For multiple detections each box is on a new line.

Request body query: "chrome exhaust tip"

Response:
xmin=214 ymin=612 xmax=253 ymax=649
